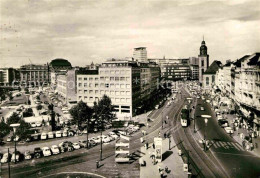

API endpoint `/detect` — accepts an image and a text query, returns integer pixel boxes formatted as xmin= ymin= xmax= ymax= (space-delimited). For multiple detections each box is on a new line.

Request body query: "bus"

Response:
xmin=181 ymin=108 xmax=190 ymax=127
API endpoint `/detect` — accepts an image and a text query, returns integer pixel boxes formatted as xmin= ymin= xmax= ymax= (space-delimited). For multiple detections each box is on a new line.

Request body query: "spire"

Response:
xmin=203 ymin=35 xmax=204 ymax=41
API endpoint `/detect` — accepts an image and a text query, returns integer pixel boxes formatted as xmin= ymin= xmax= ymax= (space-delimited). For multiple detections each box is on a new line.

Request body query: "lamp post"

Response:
xmin=10 ymin=123 xmax=20 ymax=164
xmin=161 ymin=111 xmax=164 ymax=129
xmin=201 ymin=115 xmax=211 ymax=151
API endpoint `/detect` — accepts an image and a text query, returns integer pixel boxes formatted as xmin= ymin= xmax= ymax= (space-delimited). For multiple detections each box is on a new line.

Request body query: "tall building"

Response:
xmin=77 ymin=60 xmax=141 ymax=120
xmin=56 ymin=68 xmax=79 ymax=105
xmin=198 ymin=38 xmax=209 ymax=84
xmin=19 ymin=64 xmax=49 ymax=86
xmin=0 ymin=68 xmax=19 ymax=86
xmin=133 ymin=47 xmax=147 ymax=62
xmin=76 ymin=59 xmax=160 ymax=120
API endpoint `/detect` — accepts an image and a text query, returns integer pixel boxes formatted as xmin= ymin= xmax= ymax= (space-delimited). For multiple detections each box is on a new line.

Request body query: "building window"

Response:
xmin=120 ymin=84 xmax=125 ymax=89
xmin=212 ymin=75 xmax=215 ymax=83
xmin=95 ymin=83 xmax=99 ymax=87
xmin=115 ymin=77 xmax=119 ymax=81
xmin=201 ymin=60 xmax=204 ymax=67
xmin=84 ymin=90 xmax=88 ymax=94
xmin=89 ymin=90 xmax=93 ymax=94
xmin=84 ymin=78 xmax=87 ymax=80
xmin=206 ymin=77 xmax=209 ymax=86
xmin=84 ymin=83 xmax=88 ymax=87
xmin=78 ymin=77 xmax=82 ymax=81
xmin=105 ymin=83 xmax=109 ymax=88
xmin=89 ymin=77 xmax=93 ymax=81
xmin=78 ymin=83 xmax=82 ymax=87
xmin=126 ymin=84 xmax=130 ymax=88
xmin=110 ymin=77 xmax=114 ymax=81
xmin=120 ymin=77 xmax=125 ymax=81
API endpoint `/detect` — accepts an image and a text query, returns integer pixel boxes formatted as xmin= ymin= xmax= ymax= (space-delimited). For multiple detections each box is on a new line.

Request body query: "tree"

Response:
xmin=18 ymin=87 xmax=21 ymax=92
xmin=23 ymin=108 xmax=33 ymax=117
xmin=7 ymin=113 xmax=21 ymax=125
xmin=69 ymin=101 xmax=93 ymax=148
xmin=16 ymin=119 xmax=31 ymax=139
xmin=0 ymin=121 xmax=10 ymax=138
xmin=93 ymin=95 xmax=115 ymax=132
xmin=7 ymin=92 xmax=13 ymax=101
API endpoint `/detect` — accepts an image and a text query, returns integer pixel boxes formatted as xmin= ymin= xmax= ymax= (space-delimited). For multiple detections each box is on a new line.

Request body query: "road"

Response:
xmin=195 ymin=96 xmax=260 ymax=178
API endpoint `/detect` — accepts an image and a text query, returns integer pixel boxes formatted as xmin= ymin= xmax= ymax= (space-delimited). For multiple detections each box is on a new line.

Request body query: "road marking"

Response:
xmin=214 ymin=141 xmax=221 ymax=148
xmin=235 ymin=142 xmax=244 ymax=151
xmin=212 ymin=151 xmax=258 ymax=158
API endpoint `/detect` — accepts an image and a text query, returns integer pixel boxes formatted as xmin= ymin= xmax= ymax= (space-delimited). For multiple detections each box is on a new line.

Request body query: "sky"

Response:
xmin=0 ymin=0 xmax=259 ymax=68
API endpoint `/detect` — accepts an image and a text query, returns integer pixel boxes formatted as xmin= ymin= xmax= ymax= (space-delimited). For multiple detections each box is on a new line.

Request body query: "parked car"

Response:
xmin=31 ymin=122 xmax=37 ymax=128
xmin=56 ymin=131 xmax=62 ymax=138
xmin=78 ymin=140 xmax=88 ymax=148
xmin=24 ymin=151 xmax=32 ymax=160
xmin=36 ymin=122 xmax=42 ymax=127
xmin=218 ymin=120 xmax=229 ymax=128
xmin=11 ymin=151 xmax=21 ymax=162
xmin=48 ymin=132 xmax=54 ymax=139
xmin=14 ymin=135 xmax=20 ymax=142
xmin=72 ymin=143 xmax=81 ymax=150
xmin=34 ymin=147 xmax=43 ymax=159
xmin=109 ymin=132 xmax=119 ymax=139
xmin=59 ymin=141 xmax=74 ymax=152
xmin=42 ymin=147 xmax=52 ymax=157
xmin=63 ymin=130 xmax=68 ymax=137
xmin=6 ymin=136 xmax=12 ymax=142
xmin=1 ymin=153 xmax=11 ymax=163
xmin=224 ymin=127 xmax=234 ymax=134
xmin=217 ymin=115 xmax=223 ymax=120
xmin=51 ymin=145 xmax=60 ymax=154
xmin=90 ymin=137 xmax=101 ymax=144
xmin=41 ymin=132 xmax=48 ymax=140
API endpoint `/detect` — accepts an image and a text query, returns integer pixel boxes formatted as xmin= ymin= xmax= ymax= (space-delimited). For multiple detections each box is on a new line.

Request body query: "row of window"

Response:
xmin=78 ymin=83 xmax=131 ymax=89
xmin=78 ymin=90 xmax=131 ymax=95
xmin=99 ymin=70 xmax=130 ymax=75
xmin=78 ymin=76 xmax=131 ymax=81
xmin=78 ymin=96 xmax=131 ymax=103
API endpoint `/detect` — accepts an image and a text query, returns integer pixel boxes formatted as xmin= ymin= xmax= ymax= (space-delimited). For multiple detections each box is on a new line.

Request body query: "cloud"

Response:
xmin=0 ymin=0 xmax=259 ymax=67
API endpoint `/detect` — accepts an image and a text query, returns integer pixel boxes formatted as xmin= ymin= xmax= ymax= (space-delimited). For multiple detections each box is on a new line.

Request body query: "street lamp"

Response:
xmin=10 ymin=123 xmax=20 ymax=164
xmin=201 ymin=115 xmax=211 ymax=151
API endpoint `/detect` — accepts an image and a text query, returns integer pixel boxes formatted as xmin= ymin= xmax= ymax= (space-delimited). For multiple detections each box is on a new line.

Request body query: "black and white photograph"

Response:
xmin=0 ymin=0 xmax=260 ymax=177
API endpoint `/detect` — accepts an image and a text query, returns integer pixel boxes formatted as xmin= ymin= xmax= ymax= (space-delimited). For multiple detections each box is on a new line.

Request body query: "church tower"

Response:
xmin=198 ymin=37 xmax=209 ymax=84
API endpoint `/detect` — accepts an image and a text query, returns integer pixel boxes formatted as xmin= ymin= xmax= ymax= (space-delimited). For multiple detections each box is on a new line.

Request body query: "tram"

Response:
xmin=180 ymin=108 xmax=190 ymax=127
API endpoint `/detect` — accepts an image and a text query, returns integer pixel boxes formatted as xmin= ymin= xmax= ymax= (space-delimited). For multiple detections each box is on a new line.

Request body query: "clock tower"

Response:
xmin=198 ymin=37 xmax=209 ymax=84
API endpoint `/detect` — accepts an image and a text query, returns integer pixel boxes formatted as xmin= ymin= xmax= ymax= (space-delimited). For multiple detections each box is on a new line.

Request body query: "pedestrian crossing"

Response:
xmin=209 ymin=141 xmax=245 ymax=151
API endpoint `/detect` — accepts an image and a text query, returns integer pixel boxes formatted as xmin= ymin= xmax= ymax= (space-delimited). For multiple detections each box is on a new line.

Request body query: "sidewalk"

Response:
xmin=224 ymin=113 xmax=260 ymax=157
xmin=140 ymin=137 xmax=187 ymax=178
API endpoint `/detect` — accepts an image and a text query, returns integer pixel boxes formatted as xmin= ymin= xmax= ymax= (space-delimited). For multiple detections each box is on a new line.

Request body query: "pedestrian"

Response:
xmin=146 ymin=142 xmax=149 ymax=150
xmin=96 ymin=161 xmax=99 ymax=169
xmin=152 ymin=143 xmax=155 ymax=149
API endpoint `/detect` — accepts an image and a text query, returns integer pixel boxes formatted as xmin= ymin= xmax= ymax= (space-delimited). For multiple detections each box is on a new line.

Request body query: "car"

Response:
xmin=59 ymin=141 xmax=74 ymax=152
xmin=224 ymin=127 xmax=234 ymax=134
xmin=63 ymin=130 xmax=68 ymax=137
xmin=200 ymin=107 xmax=205 ymax=111
xmin=78 ymin=140 xmax=88 ymax=148
xmin=36 ymin=122 xmax=42 ymax=127
xmin=82 ymin=129 xmax=88 ymax=134
xmin=41 ymin=132 xmax=48 ymax=140
xmin=68 ymin=130 xmax=75 ymax=136
xmin=25 ymin=136 xmax=32 ymax=142
xmin=109 ymin=132 xmax=119 ymax=139
xmin=1 ymin=153 xmax=11 ymax=163
xmin=90 ymin=137 xmax=101 ymax=144
xmin=51 ymin=145 xmax=60 ymax=154
xmin=44 ymin=101 xmax=49 ymax=104
xmin=97 ymin=135 xmax=110 ymax=143
xmin=63 ymin=110 xmax=69 ymax=114
xmin=6 ymin=136 xmax=12 ymax=142
xmin=48 ymin=132 xmax=54 ymax=139
xmin=217 ymin=115 xmax=223 ymax=120
xmin=118 ymin=130 xmax=127 ymax=136
xmin=72 ymin=143 xmax=81 ymax=150
xmin=31 ymin=122 xmax=37 ymax=128
xmin=218 ymin=120 xmax=229 ymax=128
xmin=34 ymin=147 xmax=43 ymax=159
xmin=155 ymin=105 xmax=159 ymax=109
xmin=42 ymin=147 xmax=52 ymax=157
xmin=11 ymin=151 xmax=21 ymax=162
xmin=14 ymin=135 xmax=20 ymax=142
xmin=56 ymin=131 xmax=62 ymax=138
xmin=24 ymin=151 xmax=32 ymax=160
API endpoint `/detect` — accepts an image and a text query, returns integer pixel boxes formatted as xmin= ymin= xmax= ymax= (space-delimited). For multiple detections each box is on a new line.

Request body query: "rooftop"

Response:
xmin=204 ymin=60 xmax=222 ymax=75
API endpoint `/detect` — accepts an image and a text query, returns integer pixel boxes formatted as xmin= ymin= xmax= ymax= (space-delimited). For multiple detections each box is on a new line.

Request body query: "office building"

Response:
xmin=133 ymin=47 xmax=147 ymax=62
xmin=19 ymin=64 xmax=49 ymax=86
